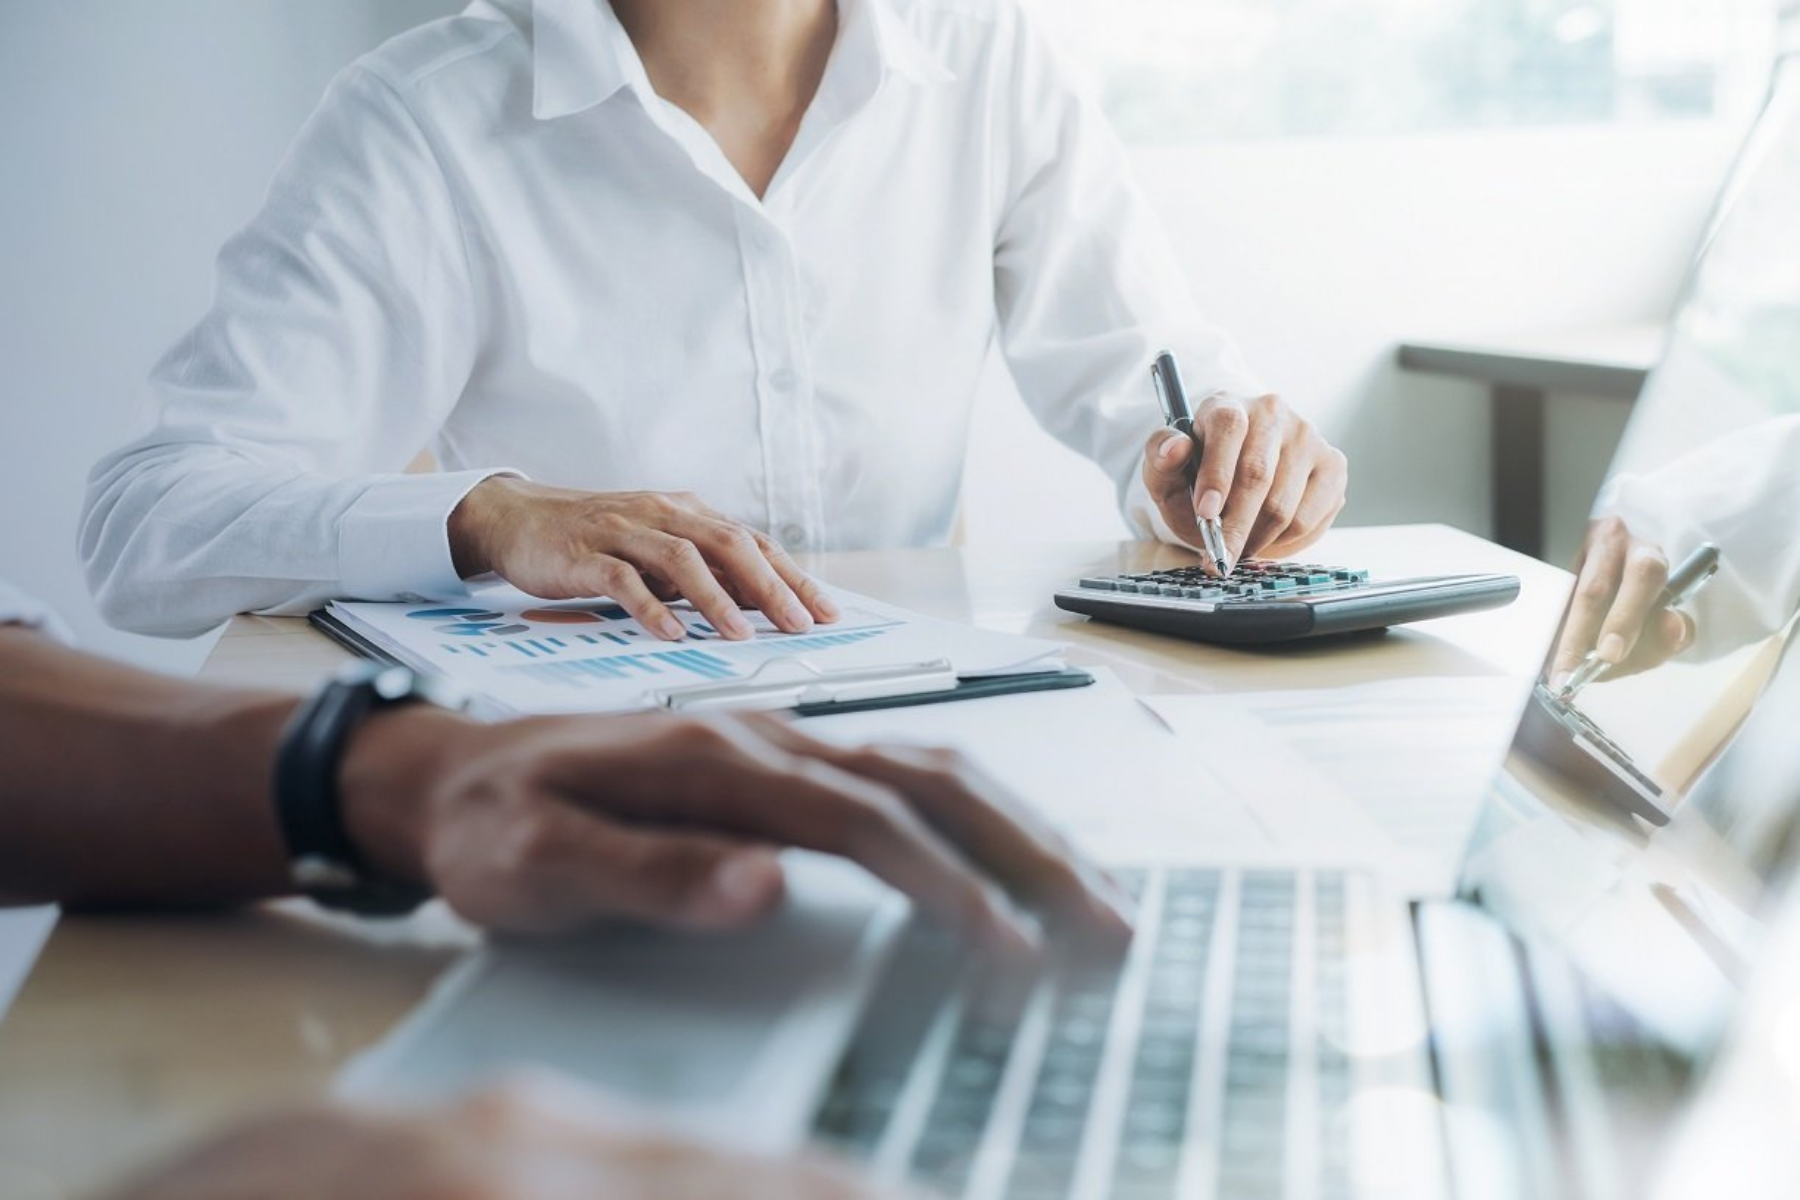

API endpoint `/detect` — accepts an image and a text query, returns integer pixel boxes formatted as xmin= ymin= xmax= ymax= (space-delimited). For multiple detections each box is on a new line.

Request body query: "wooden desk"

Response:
xmin=1397 ymin=323 xmax=1664 ymax=560
xmin=0 ymin=527 xmax=1568 ymax=1196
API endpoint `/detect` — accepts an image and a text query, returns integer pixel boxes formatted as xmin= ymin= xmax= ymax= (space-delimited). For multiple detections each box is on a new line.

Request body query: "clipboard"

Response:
xmin=309 ymin=609 xmax=1094 ymax=718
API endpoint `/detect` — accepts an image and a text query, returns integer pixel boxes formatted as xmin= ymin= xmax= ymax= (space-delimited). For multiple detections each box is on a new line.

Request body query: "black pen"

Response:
xmin=1150 ymin=350 xmax=1233 ymax=576
xmin=1558 ymin=541 xmax=1721 ymax=700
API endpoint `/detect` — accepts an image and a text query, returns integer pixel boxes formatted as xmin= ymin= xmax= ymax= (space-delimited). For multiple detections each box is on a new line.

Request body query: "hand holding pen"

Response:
xmin=1139 ymin=350 xmax=1349 ymax=576
xmin=1549 ymin=524 xmax=1720 ymax=699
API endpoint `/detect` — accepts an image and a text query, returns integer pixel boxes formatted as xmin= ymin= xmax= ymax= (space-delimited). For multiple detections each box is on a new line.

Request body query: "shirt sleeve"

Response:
xmin=0 ymin=582 xmax=75 ymax=645
xmin=80 ymin=64 xmax=513 ymax=639
xmin=987 ymin=6 xmax=1266 ymax=543
xmin=1596 ymin=414 xmax=1800 ymax=662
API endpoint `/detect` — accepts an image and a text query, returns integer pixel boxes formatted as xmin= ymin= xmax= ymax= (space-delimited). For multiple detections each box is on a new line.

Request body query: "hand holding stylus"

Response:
xmin=1140 ymin=351 xmax=1348 ymax=575
xmin=1549 ymin=520 xmax=1718 ymax=697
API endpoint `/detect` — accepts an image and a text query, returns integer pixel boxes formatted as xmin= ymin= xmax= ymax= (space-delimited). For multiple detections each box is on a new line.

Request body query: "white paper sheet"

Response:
xmin=800 ymin=669 xmax=1284 ymax=864
xmin=1142 ymin=676 xmax=1532 ymax=895
xmin=327 ymin=585 xmax=1065 ymax=717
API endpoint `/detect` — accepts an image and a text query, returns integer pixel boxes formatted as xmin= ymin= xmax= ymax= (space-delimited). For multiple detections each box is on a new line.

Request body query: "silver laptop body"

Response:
xmin=342 ymin=53 xmax=1800 ymax=1200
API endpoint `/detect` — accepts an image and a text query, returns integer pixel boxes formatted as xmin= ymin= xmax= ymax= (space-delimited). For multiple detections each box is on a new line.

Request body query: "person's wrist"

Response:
xmin=337 ymin=705 xmax=474 ymax=889
xmin=448 ymin=475 xmax=519 ymax=579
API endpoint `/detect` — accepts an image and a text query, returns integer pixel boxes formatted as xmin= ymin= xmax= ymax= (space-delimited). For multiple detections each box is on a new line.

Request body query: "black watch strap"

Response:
xmin=274 ymin=663 xmax=437 ymax=917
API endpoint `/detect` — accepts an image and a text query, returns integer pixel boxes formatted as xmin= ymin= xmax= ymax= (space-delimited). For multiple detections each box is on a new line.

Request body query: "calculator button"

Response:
xmin=1078 ymin=578 xmax=1118 ymax=591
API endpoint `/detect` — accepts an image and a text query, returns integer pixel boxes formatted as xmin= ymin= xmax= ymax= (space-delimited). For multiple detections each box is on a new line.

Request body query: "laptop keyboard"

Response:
xmin=813 ymin=867 xmax=1358 ymax=1200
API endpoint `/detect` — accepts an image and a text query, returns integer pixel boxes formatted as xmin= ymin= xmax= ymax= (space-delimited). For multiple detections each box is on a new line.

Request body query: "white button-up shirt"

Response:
xmin=1600 ymin=414 xmax=1800 ymax=662
xmin=82 ymin=0 xmax=1262 ymax=637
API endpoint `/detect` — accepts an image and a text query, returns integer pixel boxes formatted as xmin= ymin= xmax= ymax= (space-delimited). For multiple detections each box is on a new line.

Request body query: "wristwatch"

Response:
xmin=273 ymin=661 xmax=465 ymax=916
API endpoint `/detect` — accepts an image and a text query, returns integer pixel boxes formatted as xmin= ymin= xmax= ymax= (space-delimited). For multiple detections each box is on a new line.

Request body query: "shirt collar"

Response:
xmin=863 ymin=0 xmax=956 ymax=88
xmin=529 ymin=0 xmax=953 ymax=122
xmin=530 ymin=0 xmax=643 ymax=120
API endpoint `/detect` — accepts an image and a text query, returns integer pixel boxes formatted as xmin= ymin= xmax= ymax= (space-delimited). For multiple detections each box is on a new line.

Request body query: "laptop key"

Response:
xmin=817 ymin=867 xmax=1363 ymax=1200
xmin=812 ymin=921 xmax=964 ymax=1156
xmin=1000 ymin=957 xmax=1130 ymax=1200
xmin=911 ymin=965 xmax=1036 ymax=1193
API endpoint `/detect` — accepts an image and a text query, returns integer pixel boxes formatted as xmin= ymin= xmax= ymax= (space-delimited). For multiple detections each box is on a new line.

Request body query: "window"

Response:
xmin=1034 ymin=0 xmax=1784 ymax=142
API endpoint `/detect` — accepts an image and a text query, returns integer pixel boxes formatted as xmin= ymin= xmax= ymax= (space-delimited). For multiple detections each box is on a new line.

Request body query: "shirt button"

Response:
xmin=778 ymin=522 xmax=807 ymax=546
xmin=768 ymin=367 xmax=798 ymax=393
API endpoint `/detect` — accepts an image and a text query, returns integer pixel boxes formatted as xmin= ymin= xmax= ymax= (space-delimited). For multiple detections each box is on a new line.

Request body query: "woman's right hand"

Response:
xmin=1548 ymin=516 xmax=1694 ymax=689
xmin=448 ymin=477 xmax=840 ymax=640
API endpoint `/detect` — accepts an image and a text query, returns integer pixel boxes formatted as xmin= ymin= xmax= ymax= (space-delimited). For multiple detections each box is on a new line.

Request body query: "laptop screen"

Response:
xmin=1456 ymin=52 xmax=1800 ymax=1066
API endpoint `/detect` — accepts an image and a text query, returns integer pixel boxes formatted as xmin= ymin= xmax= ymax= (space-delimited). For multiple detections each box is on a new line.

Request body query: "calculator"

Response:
xmin=1052 ymin=559 xmax=1520 ymax=645
xmin=1514 ymin=681 xmax=1669 ymax=826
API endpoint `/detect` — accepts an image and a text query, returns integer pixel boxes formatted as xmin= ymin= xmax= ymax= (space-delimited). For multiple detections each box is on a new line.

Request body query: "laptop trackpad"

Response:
xmin=338 ymin=853 xmax=897 ymax=1152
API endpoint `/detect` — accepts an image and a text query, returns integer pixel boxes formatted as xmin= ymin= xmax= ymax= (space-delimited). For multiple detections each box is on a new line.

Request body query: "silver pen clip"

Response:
xmin=646 ymin=656 xmax=959 ymax=713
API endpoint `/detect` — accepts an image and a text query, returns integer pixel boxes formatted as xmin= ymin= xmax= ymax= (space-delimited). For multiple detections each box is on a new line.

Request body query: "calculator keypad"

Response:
xmin=1076 ymin=561 xmax=1370 ymax=603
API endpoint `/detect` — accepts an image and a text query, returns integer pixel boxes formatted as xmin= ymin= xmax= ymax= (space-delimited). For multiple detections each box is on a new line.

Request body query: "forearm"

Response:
xmin=0 ymin=628 xmax=299 ymax=907
xmin=80 ymin=446 xmax=504 ymax=637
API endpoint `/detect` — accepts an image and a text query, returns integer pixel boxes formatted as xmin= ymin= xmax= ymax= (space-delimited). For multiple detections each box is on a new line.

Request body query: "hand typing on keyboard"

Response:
xmin=1141 ymin=393 xmax=1348 ymax=573
xmin=344 ymin=709 xmax=1135 ymax=957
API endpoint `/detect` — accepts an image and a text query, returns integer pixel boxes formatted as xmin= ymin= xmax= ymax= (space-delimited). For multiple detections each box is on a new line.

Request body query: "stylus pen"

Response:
xmin=1558 ymin=541 xmax=1721 ymax=701
xmin=1150 ymin=350 xmax=1233 ymax=577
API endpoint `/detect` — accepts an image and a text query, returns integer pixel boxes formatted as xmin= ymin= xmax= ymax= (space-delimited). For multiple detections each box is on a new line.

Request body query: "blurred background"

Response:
xmin=2 ymin=0 xmax=1795 ymax=675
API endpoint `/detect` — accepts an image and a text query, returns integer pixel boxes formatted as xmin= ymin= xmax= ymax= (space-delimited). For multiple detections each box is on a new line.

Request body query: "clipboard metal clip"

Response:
xmin=646 ymin=656 xmax=960 ymax=713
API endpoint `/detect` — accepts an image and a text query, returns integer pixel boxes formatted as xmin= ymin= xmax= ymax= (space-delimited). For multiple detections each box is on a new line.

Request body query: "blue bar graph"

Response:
xmin=499 ymin=626 xmax=894 ymax=692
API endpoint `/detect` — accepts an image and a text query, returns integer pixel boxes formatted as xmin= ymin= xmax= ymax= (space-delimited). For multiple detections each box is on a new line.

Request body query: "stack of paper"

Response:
xmin=323 ymin=586 xmax=1066 ymax=718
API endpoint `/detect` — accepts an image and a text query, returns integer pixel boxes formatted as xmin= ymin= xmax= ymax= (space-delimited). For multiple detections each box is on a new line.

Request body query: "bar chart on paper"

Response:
xmin=505 ymin=627 xmax=897 ymax=686
xmin=402 ymin=600 xmax=901 ymax=679
xmin=407 ymin=602 xmax=864 ymax=662
xmin=325 ymin=587 xmax=1065 ymax=716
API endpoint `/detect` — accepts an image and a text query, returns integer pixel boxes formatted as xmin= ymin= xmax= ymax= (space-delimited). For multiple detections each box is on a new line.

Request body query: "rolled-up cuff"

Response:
xmin=337 ymin=469 xmax=522 ymax=603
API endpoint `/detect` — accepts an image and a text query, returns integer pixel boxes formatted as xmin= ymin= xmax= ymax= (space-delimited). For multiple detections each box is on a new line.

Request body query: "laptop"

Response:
xmin=340 ymin=54 xmax=1800 ymax=1200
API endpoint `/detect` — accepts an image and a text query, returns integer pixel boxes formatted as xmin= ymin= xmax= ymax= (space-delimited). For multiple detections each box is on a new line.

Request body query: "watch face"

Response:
xmin=371 ymin=664 xmax=418 ymax=701
xmin=339 ymin=659 xmax=470 ymax=713
xmin=292 ymin=855 xmax=359 ymax=891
